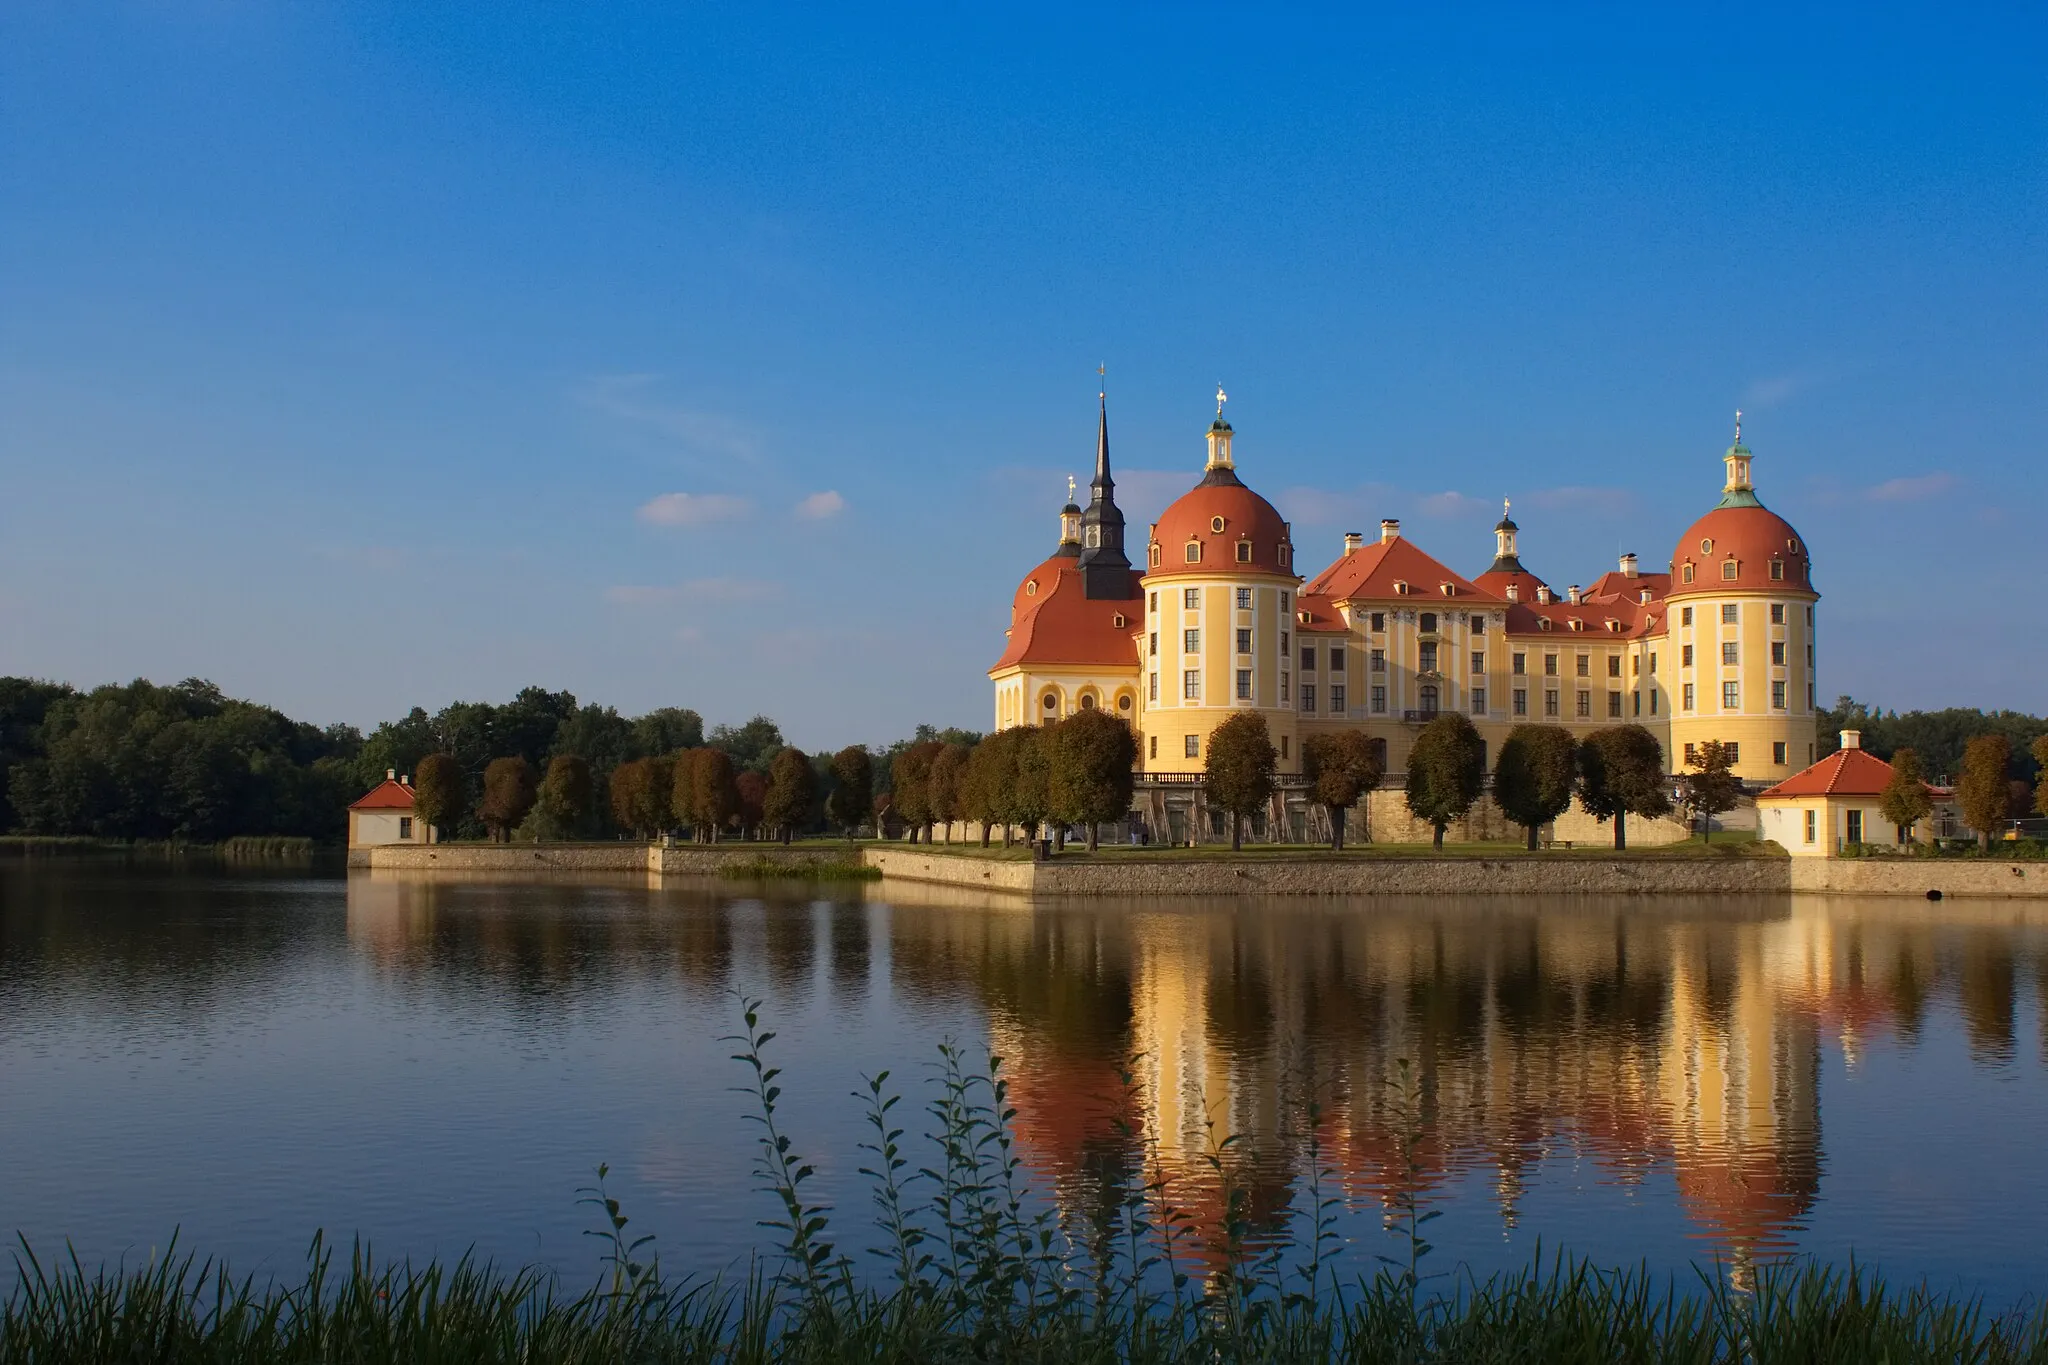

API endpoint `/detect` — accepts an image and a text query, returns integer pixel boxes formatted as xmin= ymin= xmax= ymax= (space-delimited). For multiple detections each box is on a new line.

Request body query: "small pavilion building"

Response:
xmin=1755 ymin=731 xmax=1932 ymax=857
xmin=348 ymin=770 xmax=431 ymax=849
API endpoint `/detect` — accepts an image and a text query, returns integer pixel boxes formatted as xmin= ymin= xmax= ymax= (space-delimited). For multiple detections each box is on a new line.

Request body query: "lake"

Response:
xmin=3 ymin=863 xmax=2045 ymax=1305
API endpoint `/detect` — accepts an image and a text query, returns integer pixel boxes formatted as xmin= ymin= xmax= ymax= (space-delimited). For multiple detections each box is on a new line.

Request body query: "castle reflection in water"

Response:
xmin=346 ymin=875 xmax=2045 ymax=1274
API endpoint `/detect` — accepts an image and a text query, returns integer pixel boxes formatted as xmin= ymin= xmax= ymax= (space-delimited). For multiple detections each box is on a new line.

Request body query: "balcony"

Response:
xmin=1399 ymin=709 xmax=1441 ymax=722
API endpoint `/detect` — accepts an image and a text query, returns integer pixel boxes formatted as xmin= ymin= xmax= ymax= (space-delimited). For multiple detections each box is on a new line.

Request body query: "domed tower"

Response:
xmin=1658 ymin=416 xmax=1820 ymax=783
xmin=1137 ymin=388 xmax=1302 ymax=775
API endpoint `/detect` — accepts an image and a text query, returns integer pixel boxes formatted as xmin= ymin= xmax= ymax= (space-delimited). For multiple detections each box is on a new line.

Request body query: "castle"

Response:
xmin=989 ymin=390 xmax=1819 ymax=832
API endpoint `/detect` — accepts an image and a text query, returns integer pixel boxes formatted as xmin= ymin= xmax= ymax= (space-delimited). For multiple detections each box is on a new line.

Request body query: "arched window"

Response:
xmin=1236 ymin=539 xmax=1252 ymax=563
xmin=1080 ymin=694 xmax=1097 ymax=709
xmin=1419 ymin=612 xmax=1438 ymax=634
xmin=1419 ymin=684 xmax=1439 ymax=716
xmin=1722 ymin=559 xmax=1739 ymax=581
xmin=1184 ymin=541 xmax=1201 ymax=564
xmin=1681 ymin=564 xmax=1695 ymax=584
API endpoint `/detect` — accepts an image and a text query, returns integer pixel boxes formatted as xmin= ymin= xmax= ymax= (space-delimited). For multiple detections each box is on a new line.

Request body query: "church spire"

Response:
xmin=1076 ymin=375 xmax=1131 ymax=597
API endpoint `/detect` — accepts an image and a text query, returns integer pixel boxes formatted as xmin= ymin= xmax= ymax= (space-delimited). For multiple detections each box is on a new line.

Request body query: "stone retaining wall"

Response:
xmin=362 ymin=843 xmax=861 ymax=876
xmin=1790 ymin=857 xmax=2045 ymax=899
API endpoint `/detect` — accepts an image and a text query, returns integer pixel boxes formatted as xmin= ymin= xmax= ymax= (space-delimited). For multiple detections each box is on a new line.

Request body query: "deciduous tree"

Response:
xmin=1680 ymin=740 xmax=1743 ymax=844
xmin=689 ymin=747 xmax=740 ymax=843
xmin=1049 ymin=711 xmax=1138 ymax=852
xmin=1205 ymin=713 xmax=1277 ymax=852
xmin=763 ymin=746 xmax=817 ymax=845
xmin=1301 ymin=730 xmax=1382 ymax=851
xmin=1491 ymin=724 xmax=1576 ymax=851
xmin=958 ymin=731 xmax=1005 ymax=846
xmin=1009 ymin=726 xmax=1051 ymax=846
xmin=1577 ymin=725 xmax=1671 ymax=851
xmin=1957 ymin=733 xmax=2012 ymax=851
xmin=927 ymin=742 xmax=972 ymax=843
xmin=735 ymin=770 xmax=768 ymax=839
xmin=532 ymin=754 xmax=594 ymax=840
xmin=411 ymin=753 xmax=463 ymax=842
xmin=1879 ymin=747 xmax=1934 ymax=844
xmin=478 ymin=756 xmax=538 ymax=842
xmin=608 ymin=757 xmax=651 ymax=837
xmin=826 ymin=746 xmax=873 ymax=838
xmin=2034 ymin=737 xmax=2048 ymax=819
xmin=1405 ymin=712 xmax=1486 ymax=852
xmin=891 ymin=741 xmax=943 ymax=842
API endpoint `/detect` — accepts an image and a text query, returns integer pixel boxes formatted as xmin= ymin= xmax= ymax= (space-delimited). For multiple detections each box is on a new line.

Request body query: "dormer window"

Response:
xmin=1606 ymin=619 xmax=1621 ymax=632
xmin=1149 ymin=544 xmax=1162 ymax=567
xmin=1721 ymin=559 xmax=1739 ymax=581
xmin=1025 ymin=580 xmax=1037 ymax=596
xmin=1236 ymin=539 xmax=1252 ymax=563
xmin=1681 ymin=564 xmax=1695 ymax=584
xmin=1439 ymin=583 xmax=1455 ymax=597
xmin=1184 ymin=541 xmax=1201 ymax=564
xmin=1394 ymin=580 xmax=1410 ymax=595
xmin=1540 ymin=618 xmax=1554 ymax=631
xmin=1570 ymin=619 xmax=1585 ymax=632
xmin=1113 ymin=613 xmax=1127 ymax=628
xmin=1769 ymin=559 xmax=1784 ymax=581
xmin=1210 ymin=515 xmax=1226 ymax=534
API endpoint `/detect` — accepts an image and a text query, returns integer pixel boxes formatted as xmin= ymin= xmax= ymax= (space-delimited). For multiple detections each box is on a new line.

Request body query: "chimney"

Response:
xmin=1380 ymin=518 xmax=1400 ymax=544
xmin=1841 ymin=729 xmax=1862 ymax=751
xmin=1620 ymin=552 xmax=1638 ymax=578
xmin=1567 ymin=584 xmax=1583 ymax=605
xmin=1638 ymin=587 xmax=1652 ymax=604
xmin=1536 ymin=585 xmax=1552 ymax=604
xmin=386 ymin=768 xmax=396 ymax=781
xmin=401 ymin=774 xmax=411 ymax=787
xmin=1505 ymin=583 xmax=1520 ymax=602
xmin=1343 ymin=531 xmax=1363 ymax=554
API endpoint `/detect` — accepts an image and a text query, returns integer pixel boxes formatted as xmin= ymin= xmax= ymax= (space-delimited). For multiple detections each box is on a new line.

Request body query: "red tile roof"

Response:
xmin=1758 ymin=748 xmax=1900 ymax=799
xmin=990 ymin=556 xmax=1143 ymax=672
xmin=1292 ymin=592 xmax=1348 ymax=633
xmin=1301 ymin=535 xmax=1486 ymax=604
xmin=350 ymin=778 xmax=416 ymax=810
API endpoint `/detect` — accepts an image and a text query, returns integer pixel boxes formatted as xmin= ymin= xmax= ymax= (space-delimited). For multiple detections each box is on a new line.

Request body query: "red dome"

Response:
xmin=1146 ymin=474 xmax=1295 ymax=577
xmin=1667 ymin=504 xmax=1813 ymax=598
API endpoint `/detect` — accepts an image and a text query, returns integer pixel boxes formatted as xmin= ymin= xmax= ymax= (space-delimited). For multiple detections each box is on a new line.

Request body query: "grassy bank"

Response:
xmin=718 ymin=852 xmax=881 ymax=882
xmin=0 ymin=835 xmax=320 ymax=861
xmin=8 ymin=999 xmax=2044 ymax=1363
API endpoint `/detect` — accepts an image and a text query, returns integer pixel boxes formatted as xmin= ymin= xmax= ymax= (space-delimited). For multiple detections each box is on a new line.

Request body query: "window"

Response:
xmin=1513 ymin=688 xmax=1528 ymax=716
xmin=1722 ymin=559 xmax=1739 ymax=580
xmin=1769 ymin=642 xmax=1784 ymax=666
xmin=1149 ymin=591 xmax=1157 ymax=613
xmin=1649 ymin=652 xmax=1657 ymax=672
xmin=1149 ymin=673 xmax=1158 ymax=701
xmin=1044 ymin=694 xmax=1058 ymax=711
xmin=1470 ymin=688 xmax=1486 ymax=715
xmin=1650 ymin=691 xmax=1658 ymax=715
xmin=1419 ymin=684 xmax=1439 ymax=715
xmin=1237 ymin=669 xmax=1252 ymax=700
xmin=1331 ymin=685 xmax=1346 ymax=712
xmin=1632 ymin=655 xmax=1640 ymax=676
xmin=1772 ymin=680 xmax=1786 ymax=709
xmin=1770 ymin=560 xmax=1784 ymax=581
xmin=1370 ymin=649 xmax=1386 ymax=673
xmin=1370 ymin=612 xmax=1385 ymax=632
xmin=1371 ymin=685 xmax=1387 ymax=713
xmin=1419 ymin=612 xmax=1438 ymax=633
xmin=1080 ymin=694 xmax=1096 ymax=709
xmin=1183 ymin=670 xmax=1200 ymax=700
xmin=1576 ymin=690 xmax=1592 ymax=718
xmin=1330 ymin=647 xmax=1345 ymax=671
xmin=1512 ymin=653 xmax=1526 ymax=675
xmin=1280 ymin=735 xmax=1290 ymax=759
xmin=1806 ymin=605 xmax=1813 ymax=625
xmin=1722 ymin=681 xmax=1740 ymax=709
xmin=1469 ymin=614 xmax=1485 ymax=633
xmin=1280 ymin=592 xmax=1290 ymax=609
xmin=1150 ymin=544 xmax=1162 ymax=567
xmin=1683 ymin=743 xmax=1698 ymax=765
xmin=1184 ymin=629 xmax=1200 ymax=654
xmin=1419 ymin=642 xmax=1438 ymax=673
xmin=1725 ymin=746 xmax=1741 ymax=767
xmin=1683 ymin=683 xmax=1695 ymax=711
xmin=1684 ymin=645 xmax=1695 ymax=667
xmin=398 ymin=817 xmax=413 ymax=840
xmin=1183 ymin=588 xmax=1199 ymax=610
xmin=1471 ymin=650 xmax=1486 ymax=674
xmin=1722 ymin=642 xmax=1739 ymax=666
xmin=1808 ymin=682 xmax=1816 ymax=709
xmin=1149 ymin=735 xmax=1157 ymax=759
xmin=1773 ymin=741 xmax=1787 ymax=765
xmin=1544 ymin=653 xmax=1559 ymax=677
xmin=1633 ymin=690 xmax=1641 ymax=716
xmin=1211 ymin=516 xmax=1226 ymax=533
xmin=1575 ymin=654 xmax=1590 ymax=677
xmin=1300 ymin=684 xmax=1316 ymax=712
xmin=1607 ymin=692 xmax=1623 ymax=718
xmin=1282 ymin=670 xmax=1289 ymax=697
xmin=1770 ymin=603 xmax=1784 ymax=624
xmin=1807 ymin=643 xmax=1814 ymax=667
xmin=1607 ymin=655 xmax=1621 ymax=678
xmin=1281 ymin=631 xmax=1289 ymax=653
xmin=1682 ymin=564 xmax=1695 ymax=583
xmin=1804 ymin=809 xmax=1816 ymax=844
xmin=1300 ymin=646 xmax=1315 ymax=670
xmin=1681 ymin=606 xmax=1694 ymax=626
xmin=1237 ymin=628 xmax=1252 ymax=654
xmin=1185 ymin=734 xmax=1200 ymax=759
xmin=1184 ymin=542 xmax=1201 ymax=563
xmin=1235 ymin=587 xmax=1251 ymax=609
xmin=1235 ymin=540 xmax=1252 ymax=563
xmin=1544 ymin=689 xmax=1560 ymax=718
xmin=1721 ymin=604 xmax=1738 ymax=624
xmin=1150 ymin=631 xmax=1158 ymax=656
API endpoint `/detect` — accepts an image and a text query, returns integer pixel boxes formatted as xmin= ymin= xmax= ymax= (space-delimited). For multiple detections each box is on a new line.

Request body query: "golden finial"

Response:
xmin=1215 ymin=383 xmax=1228 ymax=417
xmin=1503 ymin=497 xmax=1511 ymax=517
xmin=1098 ymin=362 xmax=1105 ymax=399
xmin=1734 ymin=409 xmax=1743 ymax=443
xmin=1067 ymin=474 xmax=1076 ymax=503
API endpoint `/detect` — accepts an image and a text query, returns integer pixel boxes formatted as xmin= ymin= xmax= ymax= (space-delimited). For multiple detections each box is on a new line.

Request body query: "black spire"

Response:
xmin=1076 ymin=390 xmax=1131 ymax=598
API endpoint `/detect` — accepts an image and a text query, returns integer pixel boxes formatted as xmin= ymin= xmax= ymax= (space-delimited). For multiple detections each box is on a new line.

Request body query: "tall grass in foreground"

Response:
xmin=717 ymin=854 xmax=880 ymax=882
xmin=8 ymin=997 xmax=2048 ymax=1364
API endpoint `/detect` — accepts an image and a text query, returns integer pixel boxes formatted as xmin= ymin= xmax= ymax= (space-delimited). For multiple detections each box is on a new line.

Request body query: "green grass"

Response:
xmin=8 ymin=999 xmax=2044 ymax=1363
xmin=718 ymin=853 xmax=881 ymax=883
xmin=885 ymin=834 xmax=1782 ymax=861
xmin=0 ymin=835 xmax=320 ymax=860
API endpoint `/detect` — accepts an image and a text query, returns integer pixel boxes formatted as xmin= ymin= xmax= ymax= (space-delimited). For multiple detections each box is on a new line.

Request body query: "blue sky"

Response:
xmin=2 ymin=4 xmax=2042 ymax=748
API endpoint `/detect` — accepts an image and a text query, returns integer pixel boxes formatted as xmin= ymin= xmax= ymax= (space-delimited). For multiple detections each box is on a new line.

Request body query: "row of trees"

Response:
xmin=886 ymin=710 xmax=1139 ymax=851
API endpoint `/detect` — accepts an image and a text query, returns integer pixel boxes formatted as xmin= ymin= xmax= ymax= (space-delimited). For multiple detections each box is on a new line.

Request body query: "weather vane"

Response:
xmin=1503 ymin=497 xmax=1511 ymax=518
xmin=1215 ymin=383 xmax=1228 ymax=417
xmin=1098 ymin=362 xmax=1105 ymax=398
xmin=1067 ymin=474 xmax=1077 ymax=502
xmin=1734 ymin=409 xmax=1743 ymax=442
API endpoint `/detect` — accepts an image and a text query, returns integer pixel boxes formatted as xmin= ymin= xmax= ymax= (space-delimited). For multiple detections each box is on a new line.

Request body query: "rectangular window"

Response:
xmin=1235 ymin=587 xmax=1251 ymax=609
xmin=1420 ymin=642 xmax=1438 ymax=673
xmin=1723 ymin=559 xmax=1740 ymax=581
xmin=1149 ymin=673 xmax=1158 ymax=701
xmin=1370 ymin=612 xmax=1385 ymax=632
xmin=1804 ymin=809 xmax=1816 ymax=844
xmin=1370 ymin=648 xmax=1386 ymax=672
xmin=1633 ymin=690 xmax=1641 ymax=716
xmin=1576 ymin=690 xmax=1592 ymax=718
xmin=1470 ymin=614 xmax=1485 ymax=633
xmin=1281 ymin=631 xmax=1289 ymax=653
xmin=1512 ymin=652 xmax=1526 ymax=675
xmin=1722 ymin=642 xmax=1739 ymax=666
xmin=1281 ymin=670 xmax=1289 ymax=698
xmin=1807 ymin=643 xmax=1814 ymax=667
xmin=1300 ymin=684 xmax=1316 ymax=712
xmin=1806 ymin=606 xmax=1814 ymax=625
xmin=1808 ymin=682 xmax=1816 ymax=708
xmin=1607 ymin=655 xmax=1621 ymax=678
xmin=1281 ymin=735 xmax=1290 ymax=759
xmin=1574 ymin=654 xmax=1589 ymax=677
xmin=1649 ymin=652 xmax=1657 ymax=673
xmin=1183 ymin=588 xmax=1199 ymax=610
xmin=1330 ymin=647 xmax=1345 ymax=671
xmin=1632 ymin=655 xmax=1640 ymax=676
xmin=1183 ymin=670 xmax=1200 ymax=700
xmin=398 ymin=817 xmax=413 ymax=839
xmin=1721 ymin=603 xmax=1738 ymax=624
xmin=1650 ymin=690 xmax=1658 ymax=715
xmin=1149 ymin=631 xmax=1158 ymax=656
xmin=1237 ymin=628 xmax=1252 ymax=654
xmin=1770 ymin=560 xmax=1785 ymax=581
xmin=1148 ymin=734 xmax=1157 ymax=759
xmin=1683 ymin=683 xmax=1695 ymax=711
xmin=1470 ymin=688 xmax=1486 ymax=715
xmin=1149 ymin=592 xmax=1157 ymax=612
xmin=1185 ymin=734 xmax=1200 ymax=759
xmin=1772 ymin=680 xmax=1786 ymax=709
xmin=1545 ymin=653 xmax=1559 ymax=676
xmin=1607 ymin=691 xmax=1623 ymax=718
xmin=1184 ymin=629 xmax=1200 ymax=654
xmin=1682 ymin=607 xmax=1694 ymax=626
xmin=1331 ymin=685 xmax=1346 ymax=713
xmin=1471 ymin=650 xmax=1485 ymax=674
xmin=1684 ymin=743 xmax=1698 ymax=765
xmin=1725 ymin=743 xmax=1739 ymax=764
xmin=1771 ymin=641 xmax=1786 ymax=666
xmin=1682 ymin=645 xmax=1694 ymax=668
xmin=1371 ymin=685 xmax=1387 ymax=714
xmin=1773 ymin=741 xmax=1787 ymax=765
xmin=1237 ymin=669 xmax=1252 ymax=700
xmin=1545 ymin=690 xmax=1560 ymax=718
xmin=1513 ymin=688 xmax=1528 ymax=716
xmin=1771 ymin=603 xmax=1785 ymax=624
xmin=1294 ymin=646 xmax=1310 ymax=671
xmin=1722 ymin=681 xmax=1740 ymax=709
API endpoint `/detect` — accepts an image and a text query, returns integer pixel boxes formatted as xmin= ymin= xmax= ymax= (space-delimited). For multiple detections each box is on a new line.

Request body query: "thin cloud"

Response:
xmin=1867 ymin=472 xmax=1956 ymax=502
xmin=605 ymin=578 xmax=781 ymax=607
xmin=1418 ymin=491 xmax=1489 ymax=519
xmin=577 ymin=374 xmax=761 ymax=462
xmin=1274 ymin=483 xmax=1399 ymax=528
xmin=636 ymin=492 xmax=752 ymax=526
xmin=795 ymin=490 xmax=845 ymax=520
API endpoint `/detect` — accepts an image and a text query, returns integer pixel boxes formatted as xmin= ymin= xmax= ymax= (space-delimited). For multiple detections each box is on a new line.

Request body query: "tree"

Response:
xmin=1680 ymin=740 xmax=1743 ymax=844
xmin=1957 ymin=733 xmax=2012 ymax=851
xmin=1405 ymin=712 xmax=1487 ymax=851
xmin=1491 ymin=725 xmax=1576 ymax=851
xmin=927 ymin=741 xmax=972 ymax=843
xmin=1205 ymin=713 xmax=1277 ymax=852
xmin=2034 ymin=737 xmax=2048 ymax=818
xmin=478 ymin=756 xmax=538 ymax=842
xmin=1577 ymin=725 xmax=1671 ymax=851
xmin=1301 ymin=730 xmax=1383 ymax=851
xmin=1049 ymin=711 xmax=1138 ymax=852
xmin=709 ymin=715 xmax=787 ymax=775
xmin=763 ymin=746 xmax=817 ymax=845
xmin=686 ymin=747 xmax=740 ymax=842
xmin=631 ymin=707 xmax=704 ymax=757
xmin=891 ymin=741 xmax=943 ymax=842
xmin=826 ymin=746 xmax=873 ymax=838
xmin=1879 ymin=747 xmax=1934 ymax=844
xmin=1009 ymin=726 xmax=1052 ymax=846
xmin=608 ymin=757 xmax=651 ymax=837
xmin=411 ymin=753 xmax=463 ymax=842
xmin=532 ymin=754 xmax=594 ymax=840
xmin=735 ymin=770 xmax=768 ymax=839
xmin=958 ymin=731 xmax=1005 ymax=846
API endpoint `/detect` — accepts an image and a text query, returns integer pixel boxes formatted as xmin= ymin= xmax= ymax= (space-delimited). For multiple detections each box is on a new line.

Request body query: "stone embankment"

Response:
xmin=357 ymin=843 xmax=860 ymax=876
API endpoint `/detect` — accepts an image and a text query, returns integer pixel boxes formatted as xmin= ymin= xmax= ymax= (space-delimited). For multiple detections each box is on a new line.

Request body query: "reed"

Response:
xmin=717 ymin=855 xmax=881 ymax=883
xmin=8 ymin=998 xmax=2048 ymax=1364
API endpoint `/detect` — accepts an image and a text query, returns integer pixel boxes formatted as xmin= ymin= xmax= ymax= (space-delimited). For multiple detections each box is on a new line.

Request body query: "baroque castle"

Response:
xmin=989 ymin=390 xmax=1819 ymax=819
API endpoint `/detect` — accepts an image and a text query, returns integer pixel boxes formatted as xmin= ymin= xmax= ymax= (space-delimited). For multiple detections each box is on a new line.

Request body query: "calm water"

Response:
xmin=4 ymin=864 xmax=2047 ymax=1304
